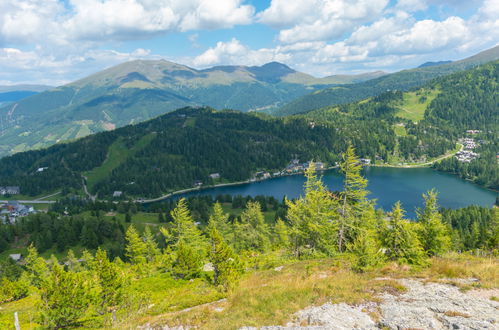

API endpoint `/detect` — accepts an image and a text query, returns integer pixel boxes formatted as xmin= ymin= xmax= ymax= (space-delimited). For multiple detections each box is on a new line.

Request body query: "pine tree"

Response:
xmin=162 ymin=198 xmax=207 ymax=251
xmin=125 ymin=225 xmax=147 ymax=264
xmin=208 ymin=228 xmax=243 ymax=291
xmin=382 ymin=202 xmax=427 ymax=265
xmin=125 ymin=212 xmax=132 ymax=223
xmin=39 ymin=263 xmax=92 ymax=329
xmin=416 ymin=190 xmax=451 ymax=256
xmin=286 ymin=162 xmax=339 ymax=257
xmin=338 ymin=145 xmax=369 ymax=252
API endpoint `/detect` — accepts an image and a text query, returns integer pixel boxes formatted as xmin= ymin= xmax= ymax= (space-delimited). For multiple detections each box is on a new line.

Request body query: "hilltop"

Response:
xmin=0 ymin=60 xmax=382 ymax=157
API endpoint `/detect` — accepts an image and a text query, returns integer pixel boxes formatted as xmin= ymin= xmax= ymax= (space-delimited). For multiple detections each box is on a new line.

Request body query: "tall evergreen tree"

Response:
xmin=124 ymin=225 xmax=147 ymax=264
xmin=416 ymin=190 xmax=451 ymax=256
xmin=382 ymin=202 xmax=427 ymax=265
xmin=338 ymin=145 xmax=369 ymax=252
xmin=207 ymin=202 xmax=232 ymax=241
xmin=208 ymin=227 xmax=244 ymax=291
xmin=286 ymin=163 xmax=339 ymax=257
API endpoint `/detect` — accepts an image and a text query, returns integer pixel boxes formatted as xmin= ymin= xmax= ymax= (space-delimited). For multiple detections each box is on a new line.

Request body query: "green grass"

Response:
xmin=395 ymin=88 xmax=440 ymax=122
xmin=393 ymin=124 xmax=407 ymax=137
xmin=83 ymin=133 xmax=156 ymax=191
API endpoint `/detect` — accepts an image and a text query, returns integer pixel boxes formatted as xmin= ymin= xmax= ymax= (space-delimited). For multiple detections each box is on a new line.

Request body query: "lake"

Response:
xmin=166 ymin=167 xmax=497 ymax=218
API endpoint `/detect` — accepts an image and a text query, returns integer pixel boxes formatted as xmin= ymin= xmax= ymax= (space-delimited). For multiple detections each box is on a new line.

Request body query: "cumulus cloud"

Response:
xmin=192 ymin=38 xmax=290 ymax=67
xmin=0 ymin=0 xmax=254 ymax=45
xmin=259 ymin=0 xmax=390 ymax=43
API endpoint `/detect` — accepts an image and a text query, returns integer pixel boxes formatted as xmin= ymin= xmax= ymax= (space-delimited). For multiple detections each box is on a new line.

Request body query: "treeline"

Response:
xmin=1 ymin=147 xmax=497 ymax=328
xmin=0 ymin=194 xmax=288 ymax=258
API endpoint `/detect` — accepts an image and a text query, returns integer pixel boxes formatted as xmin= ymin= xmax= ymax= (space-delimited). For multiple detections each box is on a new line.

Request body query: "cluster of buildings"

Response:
xmin=456 ymin=133 xmax=481 ymax=163
xmin=455 ymin=150 xmax=479 ymax=163
xmin=0 ymin=186 xmax=20 ymax=196
xmin=282 ymin=159 xmax=326 ymax=174
xmin=0 ymin=201 xmax=36 ymax=224
xmin=459 ymin=137 xmax=478 ymax=150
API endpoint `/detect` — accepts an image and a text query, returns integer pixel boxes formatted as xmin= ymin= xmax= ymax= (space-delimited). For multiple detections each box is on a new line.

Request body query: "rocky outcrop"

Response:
xmin=243 ymin=279 xmax=498 ymax=330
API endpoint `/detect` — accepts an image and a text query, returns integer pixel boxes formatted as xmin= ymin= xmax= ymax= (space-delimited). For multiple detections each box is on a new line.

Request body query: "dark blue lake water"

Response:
xmin=166 ymin=167 xmax=497 ymax=218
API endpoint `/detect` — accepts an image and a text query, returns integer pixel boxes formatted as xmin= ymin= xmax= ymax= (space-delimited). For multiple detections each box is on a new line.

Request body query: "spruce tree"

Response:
xmin=173 ymin=241 xmax=203 ymax=279
xmin=416 ymin=190 xmax=451 ymax=256
xmin=338 ymin=145 xmax=369 ymax=252
xmin=207 ymin=202 xmax=232 ymax=241
xmin=348 ymin=228 xmax=383 ymax=272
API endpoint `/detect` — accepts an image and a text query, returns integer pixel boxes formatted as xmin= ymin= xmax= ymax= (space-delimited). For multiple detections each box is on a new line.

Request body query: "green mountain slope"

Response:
xmin=276 ymin=45 xmax=499 ymax=116
xmin=1 ymin=60 xmax=496 ymax=198
xmin=302 ymin=60 xmax=499 ymax=189
xmin=0 ymin=61 xmax=383 ymax=157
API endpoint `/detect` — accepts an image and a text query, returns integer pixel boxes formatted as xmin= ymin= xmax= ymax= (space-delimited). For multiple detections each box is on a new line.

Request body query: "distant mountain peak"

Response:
xmin=418 ymin=60 xmax=452 ymax=68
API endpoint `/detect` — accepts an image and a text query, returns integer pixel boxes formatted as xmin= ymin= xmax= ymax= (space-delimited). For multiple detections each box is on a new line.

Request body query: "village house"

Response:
xmin=0 ymin=201 xmax=36 ymax=223
xmin=209 ymin=173 xmax=220 ymax=179
xmin=9 ymin=254 xmax=22 ymax=263
xmin=359 ymin=158 xmax=372 ymax=165
xmin=112 ymin=191 xmax=123 ymax=198
xmin=0 ymin=186 xmax=20 ymax=195
xmin=455 ymin=150 xmax=479 ymax=163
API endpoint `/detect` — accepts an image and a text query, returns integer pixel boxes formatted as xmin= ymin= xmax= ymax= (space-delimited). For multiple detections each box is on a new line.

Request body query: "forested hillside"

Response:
xmin=302 ymin=60 xmax=499 ymax=189
xmin=0 ymin=60 xmax=497 ymax=198
xmin=0 ymin=61 xmax=383 ymax=157
xmin=277 ymin=45 xmax=499 ymax=116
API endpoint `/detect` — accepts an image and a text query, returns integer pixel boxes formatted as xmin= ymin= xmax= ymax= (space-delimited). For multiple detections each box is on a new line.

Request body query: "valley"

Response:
xmin=0 ymin=31 xmax=497 ymax=330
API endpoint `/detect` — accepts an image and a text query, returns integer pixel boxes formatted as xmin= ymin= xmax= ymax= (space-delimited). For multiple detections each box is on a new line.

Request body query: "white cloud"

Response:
xmin=395 ymin=0 xmax=428 ymax=12
xmin=192 ymin=38 xmax=290 ymax=67
xmin=0 ymin=47 xmax=160 ymax=86
xmin=260 ymin=0 xmax=390 ymax=44
xmin=0 ymin=0 xmax=254 ymax=45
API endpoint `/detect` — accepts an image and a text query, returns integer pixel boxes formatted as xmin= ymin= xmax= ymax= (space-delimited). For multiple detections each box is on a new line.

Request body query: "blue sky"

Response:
xmin=0 ymin=0 xmax=498 ymax=85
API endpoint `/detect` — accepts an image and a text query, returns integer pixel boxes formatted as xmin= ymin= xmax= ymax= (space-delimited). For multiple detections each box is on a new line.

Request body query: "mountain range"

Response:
xmin=1 ymin=60 xmax=497 ymax=198
xmin=0 ymin=45 xmax=498 ymax=158
xmin=0 ymin=61 xmax=384 ymax=157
